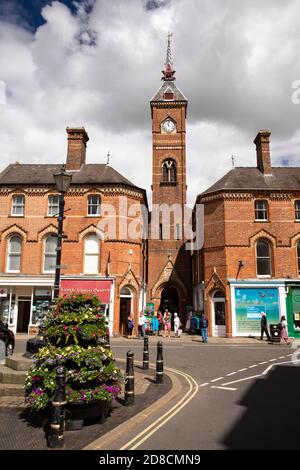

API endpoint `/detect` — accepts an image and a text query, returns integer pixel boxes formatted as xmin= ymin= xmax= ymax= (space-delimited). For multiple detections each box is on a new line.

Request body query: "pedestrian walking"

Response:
xmin=173 ymin=312 xmax=181 ymax=337
xmin=200 ymin=314 xmax=208 ymax=343
xmin=163 ymin=309 xmax=172 ymax=338
xmin=157 ymin=311 xmax=163 ymax=335
xmin=280 ymin=315 xmax=290 ymax=345
xmin=127 ymin=314 xmax=134 ymax=339
xmin=151 ymin=312 xmax=159 ymax=336
xmin=260 ymin=312 xmax=271 ymax=341
xmin=138 ymin=311 xmax=146 ymax=338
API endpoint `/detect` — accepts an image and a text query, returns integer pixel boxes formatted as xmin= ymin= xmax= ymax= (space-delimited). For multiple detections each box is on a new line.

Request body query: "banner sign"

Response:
xmin=60 ymin=279 xmax=112 ymax=303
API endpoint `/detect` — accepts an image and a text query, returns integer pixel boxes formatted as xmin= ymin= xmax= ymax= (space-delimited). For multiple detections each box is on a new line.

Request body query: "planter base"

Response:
xmin=65 ymin=400 xmax=111 ymax=430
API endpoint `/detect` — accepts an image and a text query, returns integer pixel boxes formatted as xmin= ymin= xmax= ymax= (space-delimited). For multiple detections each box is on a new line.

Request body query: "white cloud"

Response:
xmin=1 ymin=0 xmax=300 ymax=206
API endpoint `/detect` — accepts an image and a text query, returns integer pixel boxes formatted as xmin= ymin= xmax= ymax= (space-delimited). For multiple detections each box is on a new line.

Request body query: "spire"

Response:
xmin=162 ymin=32 xmax=176 ymax=81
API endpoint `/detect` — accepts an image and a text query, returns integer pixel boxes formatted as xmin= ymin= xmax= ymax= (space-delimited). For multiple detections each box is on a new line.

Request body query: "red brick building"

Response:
xmin=0 ymin=127 xmax=147 ymax=335
xmin=193 ymin=130 xmax=300 ymax=339
xmin=147 ymin=36 xmax=192 ymax=319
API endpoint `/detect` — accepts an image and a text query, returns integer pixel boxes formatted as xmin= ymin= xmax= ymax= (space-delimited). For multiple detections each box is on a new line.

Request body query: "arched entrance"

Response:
xmin=159 ymin=285 xmax=179 ymax=329
xmin=119 ymin=286 xmax=133 ymax=335
xmin=211 ymin=290 xmax=226 ymax=337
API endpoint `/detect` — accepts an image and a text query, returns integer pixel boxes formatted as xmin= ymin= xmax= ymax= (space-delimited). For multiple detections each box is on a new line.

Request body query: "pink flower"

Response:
xmin=63 ymin=325 xmax=68 ymax=331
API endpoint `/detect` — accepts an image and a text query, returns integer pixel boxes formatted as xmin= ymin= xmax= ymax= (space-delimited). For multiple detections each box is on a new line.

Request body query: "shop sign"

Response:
xmin=60 ymin=279 xmax=112 ymax=303
xmin=235 ymin=288 xmax=280 ymax=334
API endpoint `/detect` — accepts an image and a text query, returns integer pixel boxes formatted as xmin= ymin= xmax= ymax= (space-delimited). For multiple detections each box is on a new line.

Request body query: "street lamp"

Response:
xmin=53 ymin=165 xmax=72 ymax=298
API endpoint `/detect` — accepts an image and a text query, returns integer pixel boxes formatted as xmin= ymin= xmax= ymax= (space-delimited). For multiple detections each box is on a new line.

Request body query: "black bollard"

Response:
xmin=156 ymin=341 xmax=164 ymax=384
xmin=48 ymin=365 xmax=67 ymax=449
xmin=143 ymin=336 xmax=149 ymax=369
xmin=125 ymin=351 xmax=134 ymax=406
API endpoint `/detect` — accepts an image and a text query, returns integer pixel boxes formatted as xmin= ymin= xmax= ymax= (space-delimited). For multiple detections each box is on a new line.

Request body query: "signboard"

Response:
xmin=145 ymin=303 xmax=154 ymax=316
xmin=235 ymin=288 xmax=280 ymax=334
xmin=60 ymin=279 xmax=112 ymax=304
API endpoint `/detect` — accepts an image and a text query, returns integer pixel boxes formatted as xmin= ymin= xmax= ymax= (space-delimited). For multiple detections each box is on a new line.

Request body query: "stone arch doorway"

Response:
xmin=211 ymin=290 xmax=226 ymax=337
xmin=159 ymin=285 xmax=179 ymax=329
xmin=119 ymin=286 xmax=134 ymax=336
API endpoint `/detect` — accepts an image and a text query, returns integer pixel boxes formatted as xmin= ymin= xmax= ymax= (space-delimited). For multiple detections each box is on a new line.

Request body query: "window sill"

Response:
xmin=257 ymin=275 xmax=272 ymax=278
xmin=6 ymin=271 xmax=21 ymax=274
xmin=254 ymin=219 xmax=269 ymax=222
xmin=86 ymin=215 xmax=101 ymax=217
xmin=9 ymin=215 xmax=24 ymax=218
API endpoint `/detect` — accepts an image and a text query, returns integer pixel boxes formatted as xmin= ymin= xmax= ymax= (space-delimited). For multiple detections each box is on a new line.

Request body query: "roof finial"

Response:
xmin=162 ymin=32 xmax=176 ymax=81
xmin=166 ymin=31 xmax=173 ymax=65
xmin=106 ymin=151 xmax=111 ymax=165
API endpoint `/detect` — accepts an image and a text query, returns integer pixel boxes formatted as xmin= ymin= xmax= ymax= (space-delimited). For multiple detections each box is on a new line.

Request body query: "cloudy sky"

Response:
xmin=1 ymin=0 xmax=300 ymax=205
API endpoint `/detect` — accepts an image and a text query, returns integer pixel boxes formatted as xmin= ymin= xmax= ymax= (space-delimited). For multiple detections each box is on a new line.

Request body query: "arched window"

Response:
xmin=256 ymin=239 xmax=272 ymax=276
xmin=43 ymin=235 xmax=57 ymax=273
xmin=7 ymin=235 xmax=22 ymax=272
xmin=297 ymin=241 xmax=300 ymax=275
xmin=84 ymin=234 xmax=100 ymax=274
xmin=162 ymin=160 xmax=177 ymax=183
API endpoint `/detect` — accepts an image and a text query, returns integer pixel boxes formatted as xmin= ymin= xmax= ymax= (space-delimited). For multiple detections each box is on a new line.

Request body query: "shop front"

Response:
xmin=230 ymin=281 xmax=286 ymax=337
xmin=285 ymin=283 xmax=300 ymax=338
xmin=60 ymin=277 xmax=115 ymax=336
xmin=0 ymin=276 xmax=115 ymax=336
xmin=0 ymin=277 xmax=54 ymax=334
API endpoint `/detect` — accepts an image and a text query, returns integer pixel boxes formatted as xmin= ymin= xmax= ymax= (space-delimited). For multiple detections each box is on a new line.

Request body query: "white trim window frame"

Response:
xmin=255 ymin=200 xmax=268 ymax=221
xmin=11 ymin=195 xmax=25 ymax=216
xmin=256 ymin=239 xmax=272 ymax=277
xmin=297 ymin=241 xmax=300 ymax=276
xmin=87 ymin=195 xmax=101 ymax=216
xmin=6 ymin=235 xmax=22 ymax=273
xmin=295 ymin=200 xmax=300 ymax=221
xmin=43 ymin=235 xmax=58 ymax=273
xmin=48 ymin=195 xmax=59 ymax=216
xmin=84 ymin=234 xmax=100 ymax=274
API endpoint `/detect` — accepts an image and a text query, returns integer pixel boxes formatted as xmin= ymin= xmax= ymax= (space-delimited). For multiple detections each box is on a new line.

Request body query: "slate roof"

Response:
xmin=200 ymin=167 xmax=300 ymax=198
xmin=151 ymin=79 xmax=187 ymax=102
xmin=0 ymin=163 xmax=141 ymax=189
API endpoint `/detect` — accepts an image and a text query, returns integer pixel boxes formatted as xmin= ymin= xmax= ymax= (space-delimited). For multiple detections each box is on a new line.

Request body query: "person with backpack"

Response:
xmin=200 ymin=314 xmax=209 ymax=343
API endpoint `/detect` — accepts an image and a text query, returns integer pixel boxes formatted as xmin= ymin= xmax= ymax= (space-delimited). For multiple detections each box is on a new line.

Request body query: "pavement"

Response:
xmin=2 ymin=332 xmax=299 ymax=450
xmin=0 ymin=362 xmax=172 ymax=450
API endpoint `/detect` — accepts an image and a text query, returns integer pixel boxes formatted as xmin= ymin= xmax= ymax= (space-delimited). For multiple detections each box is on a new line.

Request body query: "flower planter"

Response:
xmin=65 ymin=399 xmax=112 ymax=430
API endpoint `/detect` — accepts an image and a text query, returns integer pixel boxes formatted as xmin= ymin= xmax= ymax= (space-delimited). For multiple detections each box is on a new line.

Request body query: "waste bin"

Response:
xmin=270 ymin=324 xmax=281 ymax=343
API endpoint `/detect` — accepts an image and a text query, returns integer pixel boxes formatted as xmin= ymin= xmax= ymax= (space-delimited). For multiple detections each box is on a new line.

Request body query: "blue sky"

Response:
xmin=0 ymin=0 xmax=76 ymax=30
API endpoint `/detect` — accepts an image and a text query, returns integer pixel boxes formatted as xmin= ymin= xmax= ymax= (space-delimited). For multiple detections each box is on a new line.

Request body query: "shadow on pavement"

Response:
xmin=223 ymin=365 xmax=299 ymax=449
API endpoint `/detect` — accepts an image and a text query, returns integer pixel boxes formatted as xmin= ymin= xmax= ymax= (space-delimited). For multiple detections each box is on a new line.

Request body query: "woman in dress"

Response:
xmin=280 ymin=315 xmax=290 ymax=345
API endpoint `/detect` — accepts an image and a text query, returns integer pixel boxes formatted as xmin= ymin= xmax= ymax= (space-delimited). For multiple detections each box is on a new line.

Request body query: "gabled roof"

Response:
xmin=0 ymin=163 xmax=141 ymax=189
xmin=151 ymin=79 xmax=187 ymax=103
xmin=199 ymin=167 xmax=300 ymax=198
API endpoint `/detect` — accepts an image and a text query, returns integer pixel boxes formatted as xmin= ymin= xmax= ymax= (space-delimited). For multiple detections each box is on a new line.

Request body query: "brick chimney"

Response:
xmin=66 ymin=127 xmax=89 ymax=170
xmin=254 ymin=130 xmax=272 ymax=174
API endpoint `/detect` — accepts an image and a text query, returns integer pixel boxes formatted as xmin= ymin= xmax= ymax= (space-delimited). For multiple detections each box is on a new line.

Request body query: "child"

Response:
xmin=174 ymin=312 xmax=181 ymax=338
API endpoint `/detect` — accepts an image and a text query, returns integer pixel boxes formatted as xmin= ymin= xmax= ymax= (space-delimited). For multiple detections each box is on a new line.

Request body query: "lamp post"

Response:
xmin=53 ymin=165 xmax=72 ymax=299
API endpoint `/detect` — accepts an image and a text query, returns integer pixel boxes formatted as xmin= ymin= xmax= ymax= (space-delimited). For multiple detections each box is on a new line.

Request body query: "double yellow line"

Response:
xmin=120 ymin=366 xmax=199 ymax=450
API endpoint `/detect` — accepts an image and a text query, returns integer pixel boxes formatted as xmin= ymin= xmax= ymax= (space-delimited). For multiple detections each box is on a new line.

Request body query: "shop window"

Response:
xmin=48 ymin=195 xmax=59 ymax=216
xmin=255 ymin=200 xmax=268 ymax=221
xmin=88 ymin=195 xmax=101 ymax=216
xmin=7 ymin=235 xmax=22 ymax=272
xmin=11 ymin=195 xmax=25 ymax=216
xmin=32 ymin=288 xmax=52 ymax=325
xmin=256 ymin=239 xmax=272 ymax=276
xmin=84 ymin=234 xmax=100 ymax=274
xmin=43 ymin=235 xmax=58 ymax=273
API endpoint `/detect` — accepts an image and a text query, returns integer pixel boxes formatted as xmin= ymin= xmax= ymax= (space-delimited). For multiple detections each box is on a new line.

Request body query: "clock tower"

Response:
xmin=147 ymin=34 xmax=191 ymax=317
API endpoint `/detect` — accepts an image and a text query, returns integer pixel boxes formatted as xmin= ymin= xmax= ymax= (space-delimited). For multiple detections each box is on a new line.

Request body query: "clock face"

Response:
xmin=162 ymin=119 xmax=176 ymax=133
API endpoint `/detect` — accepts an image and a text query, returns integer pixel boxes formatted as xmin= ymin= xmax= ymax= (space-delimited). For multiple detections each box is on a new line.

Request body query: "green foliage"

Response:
xmin=25 ymin=292 xmax=123 ymax=411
